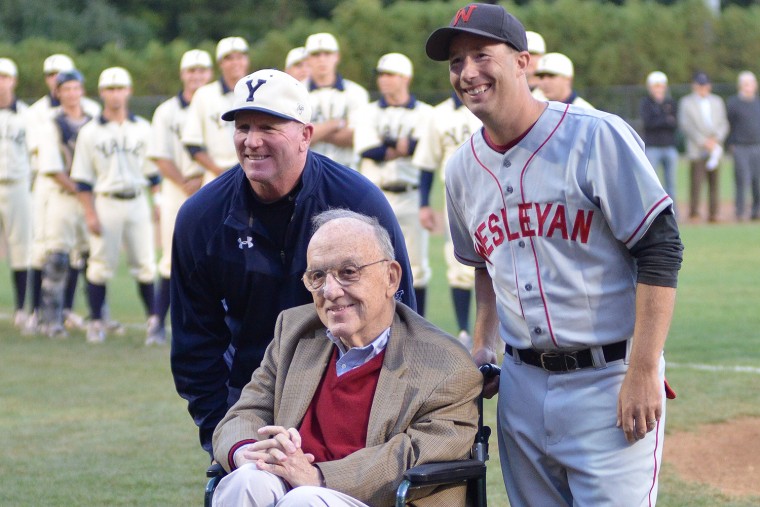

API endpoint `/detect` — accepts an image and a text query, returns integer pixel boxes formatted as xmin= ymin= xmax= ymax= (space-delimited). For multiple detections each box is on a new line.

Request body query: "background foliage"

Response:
xmin=3 ymin=0 xmax=760 ymax=101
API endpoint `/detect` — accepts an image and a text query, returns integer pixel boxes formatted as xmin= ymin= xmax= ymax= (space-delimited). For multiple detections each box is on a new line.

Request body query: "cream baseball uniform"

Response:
xmin=354 ymin=95 xmax=432 ymax=288
xmin=308 ymin=75 xmax=369 ymax=168
xmin=0 ymin=99 xmax=32 ymax=271
xmin=181 ymin=79 xmax=238 ymax=184
xmin=70 ymin=113 xmax=158 ymax=285
xmin=412 ymin=94 xmax=481 ymax=289
xmin=26 ymin=94 xmax=100 ymax=269
xmin=148 ymin=93 xmax=204 ymax=278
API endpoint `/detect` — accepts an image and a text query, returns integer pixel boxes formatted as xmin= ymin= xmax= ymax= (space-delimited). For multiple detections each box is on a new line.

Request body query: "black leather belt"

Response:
xmin=381 ymin=184 xmax=419 ymax=193
xmin=506 ymin=340 xmax=627 ymax=372
xmin=100 ymin=191 xmax=139 ymax=199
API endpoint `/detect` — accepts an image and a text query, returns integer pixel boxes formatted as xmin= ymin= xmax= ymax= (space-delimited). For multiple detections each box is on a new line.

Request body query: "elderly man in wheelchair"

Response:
xmin=206 ymin=210 xmax=486 ymax=506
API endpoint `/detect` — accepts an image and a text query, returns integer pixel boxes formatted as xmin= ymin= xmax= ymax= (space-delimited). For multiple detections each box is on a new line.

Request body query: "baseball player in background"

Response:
xmin=0 ymin=58 xmax=32 ymax=330
xmin=24 ymin=54 xmax=100 ymax=334
xmin=71 ymin=67 xmax=161 ymax=344
xmin=36 ymin=69 xmax=99 ymax=338
xmin=526 ymin=30 xmax=547 ymax=100
xmin=413 ymin=90 xmax=481 ymax=345
xmin=304 ymin=32 xmax=369 ymax=169
xmin=182 ymin=37 xmax=249 ymax=185
xmin=147 ymin=49 xmax=213 ymax=345
xmin=427 ymin=3 xmax=683 ymax=506
xmin=284 ymin=46 xmax=310 ymax=82
xmin=354 ymin=53 xmax=432 ymax=315
xmin=535 ymin=52 xmax=594 ymax=108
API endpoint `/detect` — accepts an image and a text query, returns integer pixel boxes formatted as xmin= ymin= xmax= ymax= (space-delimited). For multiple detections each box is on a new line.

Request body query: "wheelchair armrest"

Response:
xmin=206 ymin=462 xmax=226 ymax=478
xmin=402 ymin=459 xmax=486 ymax=487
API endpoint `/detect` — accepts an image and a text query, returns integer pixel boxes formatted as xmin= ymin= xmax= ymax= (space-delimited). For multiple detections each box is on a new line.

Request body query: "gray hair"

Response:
xmin=738 ymin=70 xmax=757 ymax=86
xmin=311 ymin=209 xmax=395 ymax=260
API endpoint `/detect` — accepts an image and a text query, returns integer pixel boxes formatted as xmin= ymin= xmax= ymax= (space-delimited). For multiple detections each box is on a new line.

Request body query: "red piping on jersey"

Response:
xmin=623 ymin=195 xmax=670 ymax=247
xmin=647 ymin=419 xmax=661 ymax=506
xmin=519 ymin=103 xmax=570 ymax=348
xmin=469 ymin=133 xmax=524 ymax=317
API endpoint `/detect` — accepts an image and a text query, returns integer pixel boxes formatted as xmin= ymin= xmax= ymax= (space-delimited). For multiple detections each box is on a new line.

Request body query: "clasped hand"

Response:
xmin=235 ymin=426 xmax=322 ymax=487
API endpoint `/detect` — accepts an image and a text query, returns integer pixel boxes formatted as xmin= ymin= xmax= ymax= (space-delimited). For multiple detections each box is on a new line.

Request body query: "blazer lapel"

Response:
xmin=278 ymin=327 xmax=333 ymax=428
xmin=366 ymin=309 xmax=409 ymax=447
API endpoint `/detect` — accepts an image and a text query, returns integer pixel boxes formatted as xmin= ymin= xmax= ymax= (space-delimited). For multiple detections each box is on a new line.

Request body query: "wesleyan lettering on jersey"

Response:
xmin=473 ymin=202 xmax=594 ymax=263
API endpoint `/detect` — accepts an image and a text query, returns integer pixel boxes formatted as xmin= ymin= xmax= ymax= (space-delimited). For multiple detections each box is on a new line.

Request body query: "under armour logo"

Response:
xmin=238 ymin=236 xmax=254 ymax=249
xmin=453 ymin=4 xmax=477 ymax=25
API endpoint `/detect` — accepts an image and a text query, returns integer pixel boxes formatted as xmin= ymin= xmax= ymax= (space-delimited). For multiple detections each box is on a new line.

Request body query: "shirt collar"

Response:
xmin=308 ymin=73 xmax=346 ymax=92
xmin=98 ymin=112 xmax=137 ymax=124
xmin=1 ymin=98 xmax=19 ymax=112
xmin=177 ymin=90 xmax=190 ymax=108
xmin=49 ymin=93 xmax=61 ymax=108
xmin=221 ymin=77 xmax=233 ymax=95
xmin=452 ymin=92 xmax=464 ymax=109
xmin=326 ymin=327 xmax=390 ymax=360
xmin=379 ymin=94 xmax=417 ymax=110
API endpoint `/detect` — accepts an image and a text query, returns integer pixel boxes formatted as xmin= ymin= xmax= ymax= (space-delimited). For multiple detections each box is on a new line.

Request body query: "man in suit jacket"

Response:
xmin=678 ymin=71 xmax=729 ymax=222
xmin=212 ymin=209 xmax=482 ymax=507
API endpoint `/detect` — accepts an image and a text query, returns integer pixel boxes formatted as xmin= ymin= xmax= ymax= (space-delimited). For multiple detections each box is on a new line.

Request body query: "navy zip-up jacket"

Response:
xmin=170 ymin=151 xmax=416 ymax=456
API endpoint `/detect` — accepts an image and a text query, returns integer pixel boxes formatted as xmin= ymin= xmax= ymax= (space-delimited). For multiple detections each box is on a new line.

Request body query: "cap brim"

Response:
xmin=426 ymin=27 xmax=512 ymax=61
xmin=221 ymin=106 xmax=301 ymax=123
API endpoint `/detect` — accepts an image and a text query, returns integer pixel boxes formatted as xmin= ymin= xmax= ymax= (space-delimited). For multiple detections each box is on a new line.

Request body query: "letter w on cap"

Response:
xmin=246 ymin=78 xmax=266 ymax=102
xmin=453 ymin=5 xmax=477 ymax=25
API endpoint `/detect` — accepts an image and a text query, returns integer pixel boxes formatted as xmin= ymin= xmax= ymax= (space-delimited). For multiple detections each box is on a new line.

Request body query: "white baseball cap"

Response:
xmin=285 ymin=47 xmax=308 ymax=69
xmin=305 ymin=33 xmax=339 ymax=54
xmin=216 ymin=37 xmax=249 ymax=62
xmin=221 ymin=69 xmax=312 ymax=124
xmin=43 ymin=54 xmax=74 ymax=74
xmin=646 ymin=71 xmax=668 ymax=87
xmin=98 ymin=67 xmax=132 ymax=88
xmin=535 ymin=52 xmax=574 ymax=78
xmin=376 ymin=53 xmax=413 ymax=78
xmin=0 ymin=58 xmax=18 ymax=77
xmin=526 ymin=31 xmax=546 ymax=55
xmin=180 ymin=49 xmax=213 ymax=70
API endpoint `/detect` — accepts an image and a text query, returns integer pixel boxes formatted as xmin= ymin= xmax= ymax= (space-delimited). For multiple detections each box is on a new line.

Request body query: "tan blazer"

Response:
xmin=678 ymin=92 xmax=729 ymax=160
xmin=213 ymin=302 xmax=481 ymax=507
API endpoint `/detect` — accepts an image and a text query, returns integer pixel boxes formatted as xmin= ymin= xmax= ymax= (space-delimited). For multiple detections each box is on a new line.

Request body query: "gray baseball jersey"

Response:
xmin=446 ymin=102 xmax=672 ymax=350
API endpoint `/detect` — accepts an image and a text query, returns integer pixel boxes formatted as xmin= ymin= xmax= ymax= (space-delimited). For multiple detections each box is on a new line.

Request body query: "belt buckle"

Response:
xmin=539 ymin=351 xmax=579 ymax=372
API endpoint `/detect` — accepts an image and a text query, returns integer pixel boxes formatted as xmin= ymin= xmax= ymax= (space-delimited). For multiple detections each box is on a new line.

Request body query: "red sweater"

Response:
xmin=299 ymin=346 xmax=386 ymax=463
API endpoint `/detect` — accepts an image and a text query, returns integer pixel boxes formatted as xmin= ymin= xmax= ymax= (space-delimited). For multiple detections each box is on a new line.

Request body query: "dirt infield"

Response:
xmin=663 ymin=417 xmax=760 ymax=497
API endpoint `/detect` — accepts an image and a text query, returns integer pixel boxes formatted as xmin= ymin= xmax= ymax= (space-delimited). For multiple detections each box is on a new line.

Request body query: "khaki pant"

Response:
xmin=689 ymin=158 xmax=720 ymax=221
xmin=0 ymin=178 xmax=32 ymax=269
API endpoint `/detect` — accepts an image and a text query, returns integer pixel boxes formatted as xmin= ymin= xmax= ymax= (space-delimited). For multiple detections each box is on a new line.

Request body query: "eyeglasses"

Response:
xmin=302 ymin=259 xmax=389 ymax=292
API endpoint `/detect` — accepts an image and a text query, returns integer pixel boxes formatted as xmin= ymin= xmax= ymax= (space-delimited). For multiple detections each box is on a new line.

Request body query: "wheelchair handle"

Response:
xmin=478 ymin=363 xmax=501 ymax=379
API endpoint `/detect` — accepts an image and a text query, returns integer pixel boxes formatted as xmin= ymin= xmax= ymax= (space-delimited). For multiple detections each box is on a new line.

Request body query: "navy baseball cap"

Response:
xmin=693 ymin=71 xmax=711 ymax=85
xmin=426 ymin=3 xmax=528 ymax=61
xmin=56 ymin=69 xmax=84 ymax=87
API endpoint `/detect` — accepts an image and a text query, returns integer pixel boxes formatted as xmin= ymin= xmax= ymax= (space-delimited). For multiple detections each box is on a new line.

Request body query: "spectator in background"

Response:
xmin=526 ymin=31 xmax=547 ymax=100
xmin=640 ymin=71 xmax=680 ymax=216
xmin=535 ymin=52 xmax=594 ymax=109
xmin=678 ymin=71 xmax=729 ymax=223
xmin=284 ymin=47 xmax=310 ymax=82
xmin=726 ymin=70 xmax=760 ymax=221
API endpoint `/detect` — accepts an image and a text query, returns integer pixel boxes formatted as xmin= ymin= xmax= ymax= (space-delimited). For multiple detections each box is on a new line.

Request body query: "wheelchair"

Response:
xmin=204 ymin=363 xmax=500 ymax=507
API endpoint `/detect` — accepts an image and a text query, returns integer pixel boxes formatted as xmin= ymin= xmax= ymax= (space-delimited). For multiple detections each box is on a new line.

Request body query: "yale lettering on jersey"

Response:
xmin=473 ymin=203 xmax=595 ymax=262
xmin=95 ymin=138 xmax=145 ymax=158
xmin=0 ymin=124 xmax=25 ymax=145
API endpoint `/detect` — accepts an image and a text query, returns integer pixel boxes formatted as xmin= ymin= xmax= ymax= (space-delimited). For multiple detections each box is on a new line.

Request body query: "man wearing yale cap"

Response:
xmin=24 ymin=53 xmax=101 ymax=335
xmin=536 ymin=52 xmax=594 ymax=108
xmin=640 ymin=71 xmax=679 ymax=214
xmin=304 ymin=32 xmax=369 ymax=168
xmin=182 ymin=36 xmax=249 ymax=185
xmin=71 ymin=67 xmax=162 ymax=344
xmin=354 ymin=53 xmax=433 ymax=316
xmin=0 ymin=57 xmax=33 ymax=332
xmin=284 ymin=46 xmax=310 ymax=82
xmin=426 ymin=3 xmax=682 ymax=505
xmin=35 ymin=69 xmax=98 ymax=338
xmin=170 ymin=68 xmax=415 ymax=458
xmin=146 ymin=49 xmax=213 ymax=345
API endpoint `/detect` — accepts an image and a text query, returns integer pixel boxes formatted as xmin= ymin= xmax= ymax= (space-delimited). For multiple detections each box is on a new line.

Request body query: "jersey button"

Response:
xmin=506 ymin=185 xmax=513 ymax=194
xmin=518 ymin=240 xmax=525 ymax=248
xmin=503 ymin=159 xmax=511 ymax=168
xmin=534 ymin=327 xmax=542 ymax=334
xmin=525 ymin=283 xmax=532 ymax=291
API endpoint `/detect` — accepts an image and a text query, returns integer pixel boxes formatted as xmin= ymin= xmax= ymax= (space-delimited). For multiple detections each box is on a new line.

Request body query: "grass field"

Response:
xmin=2 ymin=164 xmax=760 ymax=505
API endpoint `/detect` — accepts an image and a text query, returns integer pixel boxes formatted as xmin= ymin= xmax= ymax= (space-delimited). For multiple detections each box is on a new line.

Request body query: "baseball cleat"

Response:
xmin=13 ymin=309 xmax=28 ymax=329
xmin=145 ymin=315 xmax=166 ymax=346
xmin=63 ymin=310 xmax=86 ymax=330
xmin=21 ymin=311 xmax=41 ymax=336
xmin=86 ymin=320 xmax=105 ymax=343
